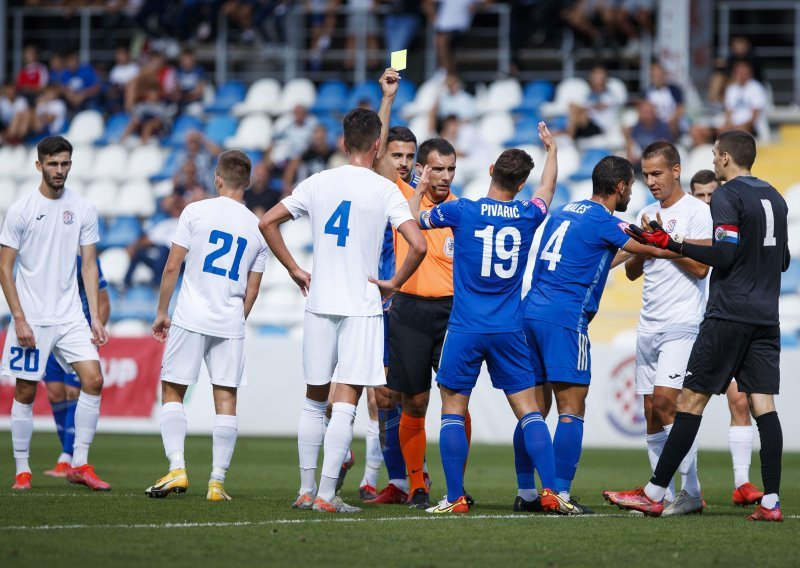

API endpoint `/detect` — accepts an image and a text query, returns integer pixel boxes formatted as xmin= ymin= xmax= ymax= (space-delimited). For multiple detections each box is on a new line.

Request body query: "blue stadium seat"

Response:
xmin=781 ymin=262 xmax=800 ymax=295
xmin=551 ymin=182 xmax=571 ymax=209
xmin=570 ymin=148 xmax=611 ymax=181
xmin=394 ymin=80 xmax=417 ymax=109
xmin=100 ymin=216 xmax=142 ymax=249
xmin=311 ymin=81 xmax=348 ymax=114
xmin=111 ymin=285 xmax=157 ymax=321
xmin=505 ymin=114 xmax=543 ymax=147
xmin=781 ymin=330 xmax=799 ymax=348
xmin=96 ymin=113 xmax=130 ymax=145
xmin=166 ymin=115 xmax=205 ymax=148
xmin=150 ymin=149 xmax=182 ymax=182
xmin=244 ymin=149 xmax=263 ymax=168
xmin=514 ymin=80 xmax=555 ymax=113
xmin=204 ymin=114 xmax=239 ymax=146
xmin=347 ymin=81 xmax=383 ymax=111
xmin=205 ymin=81 xmax=247 ymax=114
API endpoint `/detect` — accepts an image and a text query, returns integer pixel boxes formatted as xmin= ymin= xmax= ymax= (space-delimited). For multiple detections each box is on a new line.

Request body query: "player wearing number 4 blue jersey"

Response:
xmin=518 ymin=155 xmax=678 ymax=513
xmin=147 ymin=150 xmax=269 ymax=502
xmin=407 ymin=124 xmax=572 ymax=515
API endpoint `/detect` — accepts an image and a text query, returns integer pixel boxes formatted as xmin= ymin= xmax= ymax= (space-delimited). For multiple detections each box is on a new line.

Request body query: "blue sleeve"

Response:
xmin=598 ymin=214 xmax=632 ymax=250
xmin=422 ymin=199 xmax=462 ymax=230
xmin=527 ymin=197 xmax=548 ymax=225
xmin=82 ymin=66 xmax=98 ymax=88
xmin=96 ymin=257 xmax=108 ymax=291
xmin=670 ymin=84 xmax=684 ymax=105
xmin=378 ymin=223 xmax=395 ymax=281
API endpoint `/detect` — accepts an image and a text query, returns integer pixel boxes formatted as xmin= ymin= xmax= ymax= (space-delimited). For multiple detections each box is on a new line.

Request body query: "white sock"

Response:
xmin=729 ymin=425 xmax=753 ymax=488
xmin=361 ymin=418 xmax=382 ymax=488
xmin=317 ymin=402 xmax=356 ymax=502
xmin=761 ymin=493 xmax=779 ymax=509
xmin=161 ymin=401 xmax=187 ymax=470
xmin=558 ymin=491 xmax=571 ymax=502
xmin=679 ymin=435 xmax=701 ymax=497
xmin=518 ymin=488 xmax=538 ymax=501
xmin=660 ymin=425 xmax=676 ymax=501
xmin=72 ymin=392 xmax=101 ymax=467
xmin=11 ymin=400 xmax=33 ymax=475
xmin=211 ymin=414 xmax=238 ymax=482
xmin=57 ymin=452 xmax=72 ymax=464
xmin=298 ymin=397 xmax=328 ymax=494
xmin=644 ymin=482 xmax=667 ymax=502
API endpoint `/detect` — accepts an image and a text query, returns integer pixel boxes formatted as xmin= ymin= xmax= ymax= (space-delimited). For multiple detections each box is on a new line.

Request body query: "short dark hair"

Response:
xmin=37 ymin=136 xmax=73 ymax=161
xmin=689 ymin=170 xmax=718 ymax=193
xmin=417 ymin=137 xmax=456 ymax=166
xmin=492 ymin=149 xmax=534 ymax=192
xmin=216 ymin=149 xmax=252 ymax=189
xmin=387 ymin=126 xmax=417 ymax=146
xmin=342 ymin=108 xmax=382 ymax=152
xmin=592 ymin=156 xmax=633 ymax=197
xmin=717 ymin=130 xmax=756 ymax=169
xmin=641 ymin=141 xmax=680 ymax=167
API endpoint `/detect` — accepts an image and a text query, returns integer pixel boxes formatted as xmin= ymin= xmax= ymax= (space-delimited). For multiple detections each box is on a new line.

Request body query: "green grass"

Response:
xmin=0 ymin=433 xmax=798 ymax=567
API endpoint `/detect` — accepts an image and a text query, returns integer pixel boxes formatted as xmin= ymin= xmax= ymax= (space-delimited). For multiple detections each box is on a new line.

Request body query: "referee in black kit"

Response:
xmin=604 ymin=129 xmax=790 ymax=522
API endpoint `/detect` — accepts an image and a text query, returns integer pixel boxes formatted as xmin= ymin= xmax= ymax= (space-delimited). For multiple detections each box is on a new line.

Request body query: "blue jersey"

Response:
xmin=379 ymin=177 xmax=416 ymax=304
xmin=76 ymin=255 xmax=108 ymax=324
xmin=523 ymin=200 xmax=630 ymax=333
xmin=424 ymin=196 xmax=548 ymax=333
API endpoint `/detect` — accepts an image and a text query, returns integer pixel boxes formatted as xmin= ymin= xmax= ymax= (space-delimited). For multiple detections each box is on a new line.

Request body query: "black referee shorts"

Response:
xmin=685 ymin=318 xmax=781 ymax=395
xmin=387 ymin=293 xmax=452 ymax=395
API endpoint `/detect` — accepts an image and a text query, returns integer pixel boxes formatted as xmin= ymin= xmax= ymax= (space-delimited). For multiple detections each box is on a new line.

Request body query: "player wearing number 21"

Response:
xmin=259 ymin=108 xmax=426 ymax=513
xmin=147 ymin=150 xmax=269 ymax=502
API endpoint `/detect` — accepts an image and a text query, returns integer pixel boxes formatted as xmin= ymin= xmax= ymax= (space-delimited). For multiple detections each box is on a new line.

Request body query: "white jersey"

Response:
xmin=636 ymin=193 xmax=712 ymax=333
xmin=282 ymin=164 xmax=413 ymax=316
xmin=0 ymin=187 xmax=98 ymax=326
xmin=171 ymin=196 xmax=269 ymax=339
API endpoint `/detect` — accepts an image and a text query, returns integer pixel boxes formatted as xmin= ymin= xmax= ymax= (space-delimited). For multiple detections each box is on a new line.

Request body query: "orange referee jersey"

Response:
xmin=393 ymin=175 xmax=455 ymax=297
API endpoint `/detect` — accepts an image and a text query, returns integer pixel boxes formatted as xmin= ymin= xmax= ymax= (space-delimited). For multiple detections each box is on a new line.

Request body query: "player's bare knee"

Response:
xmin=729 ymin=395 xmax=752 ymax=425
xmin=15 ymin=379 xmax=37 ymax=404
xmin=402 ymin=391 xmax=429 ymax=417
xmin=651 ymin=396 xmax=677 ymax=428
xmin=45 ymin=382 xmax=65 ymax=404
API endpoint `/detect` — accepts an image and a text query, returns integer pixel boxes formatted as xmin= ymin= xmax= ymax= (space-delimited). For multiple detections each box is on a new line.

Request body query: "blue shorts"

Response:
xmin=42 ymin=354 xmax=81 ymax=389
xmin=382 ymin=311 xmax=390 ymax=367
xmin=435 ymin=329 xmax=535 ymax=396
xmin=524 ymin=319 xmax=591 ymax=386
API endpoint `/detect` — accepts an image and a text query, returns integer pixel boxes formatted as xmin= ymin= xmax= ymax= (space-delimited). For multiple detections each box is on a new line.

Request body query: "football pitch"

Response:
xmin=0 ymin=433 xmax=798 ymax=568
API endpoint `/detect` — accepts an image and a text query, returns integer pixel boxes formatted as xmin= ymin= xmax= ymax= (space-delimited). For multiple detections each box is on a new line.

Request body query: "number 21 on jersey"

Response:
xmin=203 ymin=230 xmax=248 ymax=281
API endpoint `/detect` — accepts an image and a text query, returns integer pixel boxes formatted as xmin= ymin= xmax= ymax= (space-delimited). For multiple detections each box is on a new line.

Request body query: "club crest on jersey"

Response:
xmin=666 ymin=219 xmax=677 ymax=233
xmin=63 ymin=211 xmax=75 ymax=225
xmin=443 ymin=236 xmax=454 ymax=257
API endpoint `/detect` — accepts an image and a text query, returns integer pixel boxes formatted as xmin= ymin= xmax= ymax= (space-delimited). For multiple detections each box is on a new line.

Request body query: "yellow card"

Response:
xmin=390 ymin=49 xmax=407 ymax=71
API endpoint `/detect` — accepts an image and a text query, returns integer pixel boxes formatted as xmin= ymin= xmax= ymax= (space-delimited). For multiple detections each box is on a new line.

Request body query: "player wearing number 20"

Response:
xmin=147 ymin=150 xmax=269 ymax=502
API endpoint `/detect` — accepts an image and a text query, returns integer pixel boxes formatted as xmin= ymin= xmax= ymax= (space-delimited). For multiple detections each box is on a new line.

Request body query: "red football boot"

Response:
xmin=733 ymin=482 xmax=764 ymax=506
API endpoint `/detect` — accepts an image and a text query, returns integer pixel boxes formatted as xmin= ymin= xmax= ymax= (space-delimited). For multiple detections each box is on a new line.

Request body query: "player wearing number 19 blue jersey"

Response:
xmin=414 ymin=126 xmax=575 ymax=515
xmin=147 ymin=150 xmax=269 ymax=502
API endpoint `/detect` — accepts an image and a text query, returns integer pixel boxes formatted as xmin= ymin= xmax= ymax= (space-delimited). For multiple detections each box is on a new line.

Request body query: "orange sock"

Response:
xmin=399 ymin=412 xmax=427 ymax=493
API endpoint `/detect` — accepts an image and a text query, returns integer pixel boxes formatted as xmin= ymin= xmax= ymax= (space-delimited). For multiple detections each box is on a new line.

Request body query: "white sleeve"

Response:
xmin=172 ymin=208 xmax=192 ymax=249
xmin=750 ymin=83 xmax=767 ymax=110
xmin=251 ymin=242 xmax=269 ymax=273
xmin=385 ymin=184 xmax=414 ymax=229
xmin=281 ymin=178 xmax=312 ymax=220
xmin=691 ymin=203 xmax=713 ymax=240
xmin=0 ymin=204 xmax=25 ymax=249
xmin=79 ymin=202 xmax=100 ymax=246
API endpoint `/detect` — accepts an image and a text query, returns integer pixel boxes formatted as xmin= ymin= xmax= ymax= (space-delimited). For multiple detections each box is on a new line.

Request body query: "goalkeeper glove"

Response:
xmin=625 ymin=221 xmax=683 ymax=253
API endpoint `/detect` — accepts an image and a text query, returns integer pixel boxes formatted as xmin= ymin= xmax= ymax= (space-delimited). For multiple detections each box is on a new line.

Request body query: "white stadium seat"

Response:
xmin=0 ymin=146 xmax=28 ymax=178
xmin=478 ymin=112 xmax=515 ymax=147
xmin=99 ymin=247 xmax=130 ymax=285
xmin=110 ymin=319 xmax=151 ymax=337
xmin=152 ymin=179 xmax=174 ymax=198
xmin=281 ymin=216 xmax=312 ymax=254
xmin=125 ymin=145 xmax=165 ymax=179
xmin=686 ymin=144 xmax=714 ymax=177
xmin=0 ymin=178 xmax=18 ymax=213
xmin=248 ymin=287 xmax=304 ymax=326
xmin=225 ymin=114 xmax=273 ymax=150
xmin=783 ymin=184 xmax=800 ymax=222
xmin=84 ymin=178 xmax=120 ymax=216
xmin=401 ymin=77 xmax=444 ymax=119
xmin=68 ymin=145 xmax=96 ymax=181
xmin=569 ymin=179 xmax=594 ymax=202
xmin=277 ymin=78 xmax=316 ymax=114
xmin=91 ymin=144 xmax=129 ymax=181
xmin=117 ymin=179 xmax=156 ymax=217
xmin=462 ymin=178 xmax=487 ymax=201
xmin=540 ymin=77 xmax=591 ymax=117
xmin=65 ymin=110 xmax=105 ymax=145
xmin=555 ymin=143 xmax=580 ymax=179
xmin=475 ymin=79 xmax=522 ymax=115
xmin=232 ymin=78 xmax=282 ymax=117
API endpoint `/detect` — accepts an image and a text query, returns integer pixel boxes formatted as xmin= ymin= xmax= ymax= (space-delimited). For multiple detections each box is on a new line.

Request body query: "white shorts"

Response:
xmin=1 ymin=319 xmax=98 ymax=381
xmin=303 ymin=312 xmax=384 ymax=387
xmin=635 ymin=330 xmax=697 ymax=395
xmin=160 ymin=325 xmax=247 ymax=388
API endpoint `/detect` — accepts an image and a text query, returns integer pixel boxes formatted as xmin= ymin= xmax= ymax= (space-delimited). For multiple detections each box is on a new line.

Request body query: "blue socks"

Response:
xmin=554 ymin=413 xmax=584 ymax=495
xmin=439 ymin=414 xmax=468 ymax=503
xmin=513 ymin=421 xmax=536 ymax=491
xmin=51 ymin=400 xmax=68 ymax=447
xmin=63 ymin=399 xmax=78 ymax=456
xmin=520 ymin=412 xmax=556 ymax=490
xmin=379 ymin=406 xmax=407 ymax=482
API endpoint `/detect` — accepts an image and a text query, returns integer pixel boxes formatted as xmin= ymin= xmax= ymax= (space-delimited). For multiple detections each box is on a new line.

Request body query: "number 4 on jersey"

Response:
xmin=325 ymin=200 xmax=352 ymax=247
xmin=540 ymin=220 xmax=570 ymax=270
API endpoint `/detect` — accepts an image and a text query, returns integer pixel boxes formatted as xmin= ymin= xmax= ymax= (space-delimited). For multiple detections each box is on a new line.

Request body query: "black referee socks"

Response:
xmin=756 ymin=411 xmax=783 ymax=496
xmin=651 ymin=412 xmax=702 ymax=489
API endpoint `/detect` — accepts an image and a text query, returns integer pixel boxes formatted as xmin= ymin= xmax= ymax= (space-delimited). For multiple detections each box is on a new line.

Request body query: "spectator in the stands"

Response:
xmin=30 ymin=83 xmax=68 ymax=138
xmin=427 ymin=0 xmax=482 ymax=74
xmin=708 ymin=35 xmax=764 ymax=108
xmin=434 ymin=73 xmax=475 ymax=121
xmin=624 ymin=100 xmax=674 ymax=170
xmin=174 ymin=130 xmax=221 ymax=192
xmin=16 ymin=45 xmax=49 ymax=103
xmin=160 ymin=158 xmax=210 ymax=215
xmin=382 ymin=0 xmax=422 ymax=55
xmin=268 ymin=104 xmax=318 ymax=166
xmin=125 ymin=51 xmax=176 ymax=112
xmin=245 ymin=161 xmax=282 ymax=218
xmin=307 ymin=0 xmax=337 ymax=71
xmin=120 ymin=83 xmax=170 ymax=144
xmin=0 ymin=83 xmax=30 ymax=145
xmin=47 ymin=53 xmax=69 ymax=88
xmin=339 ymin=0 xmax=381 ymax=70
xmin=172 ymin=48 xmax=206 ymax=113
xmin=282 ymin=124 xmax=334 ymax=192
xmin=611 ymin=0 xmax=654 ymax=57
xmin=561 ymin=0 xmax=612 ymax=49
xmin=642 ymin=61 xmax=685 ymax=138
xmin=123 ymin=198 xmax=183 ymax=289
xmin=566 ymin=65 xmax=623 ymax=139
xmin=104 ymin=45 xmax=141 ymax=115
xmin=61 ymin=50 xmax=101 ymax=113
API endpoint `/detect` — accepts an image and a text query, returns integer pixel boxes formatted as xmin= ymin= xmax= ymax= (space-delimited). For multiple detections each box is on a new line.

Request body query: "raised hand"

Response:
xmin=538 ymin=121 xmax=556 ymax=153
xmin=379 ymin=68 xmax=401 ymax=98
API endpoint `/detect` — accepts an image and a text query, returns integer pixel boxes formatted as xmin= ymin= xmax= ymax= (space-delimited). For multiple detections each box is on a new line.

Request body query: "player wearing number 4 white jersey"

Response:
xmin=146 ymin=150 xmax=269 ymax=502
xmin=624 ymin=142 xmax=712 ymax=515
xmin=259 ymin=108 xmax=426 ymax=513
xmin=0 ymin=136 xmax=110 ymax=492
